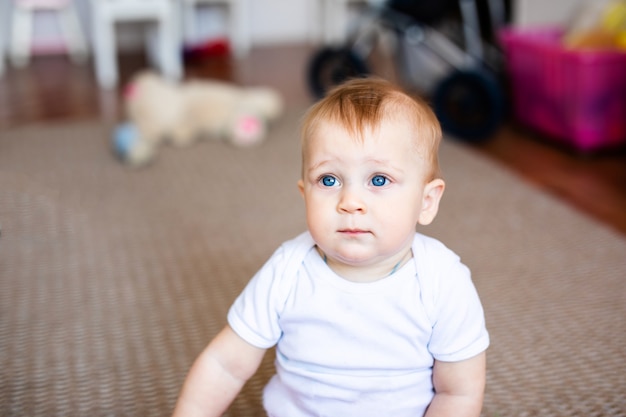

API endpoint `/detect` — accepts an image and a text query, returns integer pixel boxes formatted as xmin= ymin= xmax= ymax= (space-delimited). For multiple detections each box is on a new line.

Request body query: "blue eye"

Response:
xmin=321 ymin=175 xmax=338 ymax=187
xmin=371 ymin=175 xmax=388 ymax=187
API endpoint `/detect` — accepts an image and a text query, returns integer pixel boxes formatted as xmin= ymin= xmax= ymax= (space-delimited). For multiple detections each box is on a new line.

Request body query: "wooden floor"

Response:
xmin=1 ymin=43 xmax=625 ymax=235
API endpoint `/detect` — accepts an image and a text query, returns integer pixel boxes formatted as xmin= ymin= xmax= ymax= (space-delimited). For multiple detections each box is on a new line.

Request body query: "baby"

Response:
xmin=172 ymin=78 xmax=489 ymax=417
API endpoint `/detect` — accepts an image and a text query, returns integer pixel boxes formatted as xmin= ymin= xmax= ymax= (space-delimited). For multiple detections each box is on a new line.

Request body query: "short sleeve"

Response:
xmin=427 ymin=258 xmax=489 ymax=362
xmin=227 ymin=246 xmax=288 ymax=349
xmin=227 ymin=232 xmax=315 ymax=349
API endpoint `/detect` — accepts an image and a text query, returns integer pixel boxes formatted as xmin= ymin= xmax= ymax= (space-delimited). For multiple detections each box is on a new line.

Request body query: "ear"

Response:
xmin=418 ymin=179 xmax=445 ymax=225
xmin=297 ymin=179 xmax=305 ymax=197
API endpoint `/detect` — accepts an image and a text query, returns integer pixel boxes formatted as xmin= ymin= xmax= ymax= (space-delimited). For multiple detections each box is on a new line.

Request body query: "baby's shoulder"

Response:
xmin=412 ymin=233 xmax=462 ymax=266
xmin=272 ymin=231 xmax=316 ymax=267
xmin=257 ymin=231 xmax=316 ymax=287
xmin=412 ymin=233 xmax=473 ymax=295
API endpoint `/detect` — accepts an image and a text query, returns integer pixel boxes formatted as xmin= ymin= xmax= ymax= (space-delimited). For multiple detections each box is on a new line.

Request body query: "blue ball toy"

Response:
xmin=112 ymin=122 xmax=139 ymax=160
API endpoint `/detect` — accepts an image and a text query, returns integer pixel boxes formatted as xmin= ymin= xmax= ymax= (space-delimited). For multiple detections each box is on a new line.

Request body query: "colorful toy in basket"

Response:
xmin=499 ymin=25 xmax=626 ymax=152
xmin=564 ymin=0 xmax=626 ymax=50
xmin=113 ymin=71 xmax=284 ymax=167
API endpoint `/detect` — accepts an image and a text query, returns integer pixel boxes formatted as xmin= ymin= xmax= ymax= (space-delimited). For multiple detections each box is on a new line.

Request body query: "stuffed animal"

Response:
xmin=113 ymin=71 xmax=284 ymax=167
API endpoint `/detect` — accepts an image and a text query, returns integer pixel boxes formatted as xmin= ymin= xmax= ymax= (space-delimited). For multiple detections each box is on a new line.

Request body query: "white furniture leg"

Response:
xmin=181 ymin=0 xmax=250 ymax=58
xmin=90 ymin=0 xmax=183 ymax=89
xmin=229 ymin=0 xmax=250 ymax=58
xmin=148 ymin=13 xmax=183 ymax=81
xmin=58 ymin=4 xmax=89 ymax=63
xmin=9 ymin=1 xmax=88 ymax=67
xmin=92 ymin=5 xmax=117 ymax=88
xmin=9 ymin=6 xmax=33 ymax=67
xmin=0 ymin=2 xmax=7 ymax=75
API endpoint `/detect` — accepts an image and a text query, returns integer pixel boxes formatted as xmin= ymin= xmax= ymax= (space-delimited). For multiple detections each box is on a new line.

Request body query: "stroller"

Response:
xmin=307 ymin=0 xmax=508 ymax=141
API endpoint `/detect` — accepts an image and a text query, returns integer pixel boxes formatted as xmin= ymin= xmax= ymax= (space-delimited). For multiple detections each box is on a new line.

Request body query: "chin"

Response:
xmin=330 ymin=249 xmax=377 ymax=267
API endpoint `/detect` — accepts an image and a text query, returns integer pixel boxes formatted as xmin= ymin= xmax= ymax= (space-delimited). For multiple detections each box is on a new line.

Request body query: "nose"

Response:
xmin=337 ymin=186 xmax=366 ymax=214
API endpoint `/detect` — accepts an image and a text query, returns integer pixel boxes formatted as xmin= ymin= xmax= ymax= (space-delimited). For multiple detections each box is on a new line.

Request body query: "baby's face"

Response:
xmin=298 ymin=117 xmax=441 ymax=277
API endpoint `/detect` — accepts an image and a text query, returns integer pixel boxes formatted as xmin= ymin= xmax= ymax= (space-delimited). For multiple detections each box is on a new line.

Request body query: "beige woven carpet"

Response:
xmin=1 ymin=109 xmax=625 ymax=417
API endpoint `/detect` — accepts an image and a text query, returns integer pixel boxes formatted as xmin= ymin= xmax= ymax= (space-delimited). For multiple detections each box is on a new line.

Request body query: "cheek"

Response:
xmin=377 ymin=193 xmax=422 ymax=223
xmin=305 ymin=193 xmax=328 ymax=213
xmin=304 ymin=193 xmax=335 ymax=225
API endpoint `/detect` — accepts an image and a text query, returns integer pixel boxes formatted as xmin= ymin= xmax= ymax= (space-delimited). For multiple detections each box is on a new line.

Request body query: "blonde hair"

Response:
xmin=301 ymin=77 xmax=443 ymax=180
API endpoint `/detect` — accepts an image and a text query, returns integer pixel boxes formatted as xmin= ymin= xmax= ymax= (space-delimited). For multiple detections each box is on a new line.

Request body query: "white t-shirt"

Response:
xmin=228 ymin=231 xmax=489 ymax=417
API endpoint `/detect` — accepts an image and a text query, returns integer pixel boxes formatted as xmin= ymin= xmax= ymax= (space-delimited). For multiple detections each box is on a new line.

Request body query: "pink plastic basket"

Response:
xmin=499 ymin=27 xmax=626 ymax=152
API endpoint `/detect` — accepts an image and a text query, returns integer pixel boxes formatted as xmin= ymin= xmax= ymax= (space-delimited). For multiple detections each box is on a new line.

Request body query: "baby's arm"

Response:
xmin=171 ymin=325 xmax=267 ymax=417
xmin=425 ymin=351 xmax=486 ymax=417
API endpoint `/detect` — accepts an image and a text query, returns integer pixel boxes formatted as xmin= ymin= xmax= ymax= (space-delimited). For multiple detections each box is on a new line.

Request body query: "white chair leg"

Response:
xmin=167 ymin=1 xmax=183 ymax=78
xmin=154 ymin=16 xmax=182 ymax=81
xmin=181 ymin=1 xmax=197 ymax=45
xmin=229 ymin=0 xmax=250 ymax=58
xmin=322 ymin=0 xmax=349 ymax=46
xmin=93 ymin=15 xmax=117 ymax=89
xmin=181 ymin=0 xmax=251 ymax=58
xmin=146 ymin=19 xmax=182 ymax=81
xmin=146 ymin=24 xmax=159 ymax=67
xmin=91 ymin=0 xmax=183 ymax=89
xmin=0 ymin=46 xmax=4 ymax=76
xmin=0 ymin=2 xmax=8 ymax=76
xmin=58 ymin=4 xmax=89 ymax=63
xmin=9 ymin=6 xmax=33 ymax=67
xmin=0 ymin=33 xmax=5 ymax=76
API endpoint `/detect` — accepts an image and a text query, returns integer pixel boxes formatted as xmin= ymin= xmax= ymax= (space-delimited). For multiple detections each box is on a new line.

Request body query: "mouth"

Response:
xmin=338 ymin=229 xmax=370 ymax=236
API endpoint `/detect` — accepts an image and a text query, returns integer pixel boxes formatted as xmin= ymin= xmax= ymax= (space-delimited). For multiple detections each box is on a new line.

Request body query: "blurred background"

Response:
xmin=1 ymin=0 xmax=624 ymax=234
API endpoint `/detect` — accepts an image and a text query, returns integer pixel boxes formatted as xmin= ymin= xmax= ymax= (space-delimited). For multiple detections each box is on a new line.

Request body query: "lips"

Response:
xmin=338 ymin=229 xmax=370 ymax=235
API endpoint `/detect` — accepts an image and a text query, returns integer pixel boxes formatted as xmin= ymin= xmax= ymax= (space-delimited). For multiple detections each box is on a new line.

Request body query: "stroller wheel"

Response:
xmin=433 ymin=69 xmax=505 ymax=142
xmin=307 ymin=47 xmax=370 ymax=99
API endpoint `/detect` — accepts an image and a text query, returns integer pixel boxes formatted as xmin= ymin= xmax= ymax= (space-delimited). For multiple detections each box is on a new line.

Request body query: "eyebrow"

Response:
xmin=306 ymin=157 xmax=403 ymax=175
xmin=306 ymin=158 xmax=333 ymax=174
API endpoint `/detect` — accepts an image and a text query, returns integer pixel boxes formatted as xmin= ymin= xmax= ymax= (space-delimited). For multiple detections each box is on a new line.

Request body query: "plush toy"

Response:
xmin=113 ymin=71 xmax=284 ymax=167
